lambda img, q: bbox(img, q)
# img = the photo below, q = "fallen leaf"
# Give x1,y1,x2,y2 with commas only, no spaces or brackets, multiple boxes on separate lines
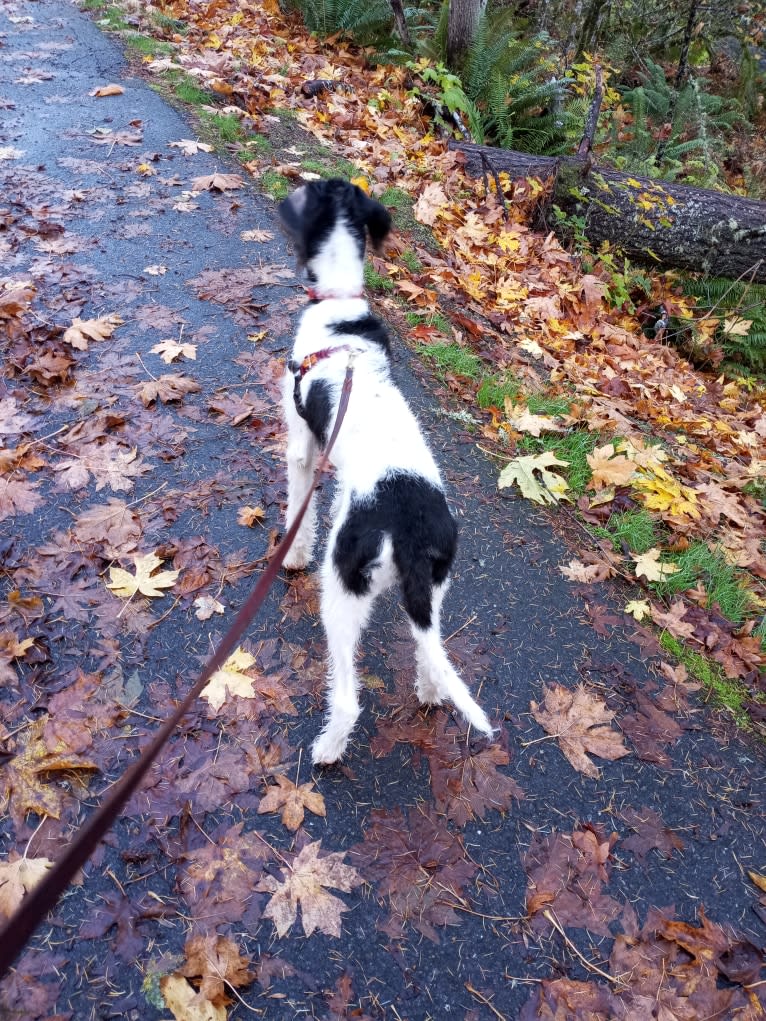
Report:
136,373,201,406
530,683,630,779
633,548,679,582
169,138,214,155
201,647,257,710
257,840,362,938
179,935,255,1007
193,595,225,621
160,974,226,1021
257,774,326,831
149,339,197,363
498,451,570,506
106,552,180,599
191,172,244,192
62,314,123,350
90,83,125,97
558,558,612,583
240,228,274,242
625,599,651,620
586,443,636,490
0,854,53,919
237,505,265,527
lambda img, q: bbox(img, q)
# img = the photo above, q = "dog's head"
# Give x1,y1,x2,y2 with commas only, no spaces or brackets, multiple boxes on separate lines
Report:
278,178,391,281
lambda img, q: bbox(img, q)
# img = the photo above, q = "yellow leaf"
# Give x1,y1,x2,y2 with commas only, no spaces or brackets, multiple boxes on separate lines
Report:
201,647,257,711
748,871,766,894
160,974,225,1021
632,548,679,583
0,854,53,920
723,317,752,337
90,83,125,98
625,599,651,620
63,314,123,351
106,553,179,599
498,452,570,506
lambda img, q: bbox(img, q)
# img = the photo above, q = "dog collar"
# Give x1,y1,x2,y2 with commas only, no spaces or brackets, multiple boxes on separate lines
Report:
289,344,353,381
306,287,364,303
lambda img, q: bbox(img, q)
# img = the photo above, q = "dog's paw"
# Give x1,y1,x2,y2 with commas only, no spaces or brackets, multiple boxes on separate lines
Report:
415,681,444,706
283,547,311,571
311,730,349,765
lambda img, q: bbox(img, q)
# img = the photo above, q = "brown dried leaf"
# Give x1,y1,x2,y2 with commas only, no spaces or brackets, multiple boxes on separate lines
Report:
257,840,361,938
530,683,630,779
137,373,201,406
160,975,225,1021
0,853,53,920
257,774,326,832
179,935,255,1007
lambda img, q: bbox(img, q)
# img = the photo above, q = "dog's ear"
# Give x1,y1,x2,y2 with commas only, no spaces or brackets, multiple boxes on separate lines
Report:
278,186,308,240
356,190,391,251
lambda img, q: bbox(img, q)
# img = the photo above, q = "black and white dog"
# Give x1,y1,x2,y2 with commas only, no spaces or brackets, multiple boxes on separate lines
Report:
278,179,494,764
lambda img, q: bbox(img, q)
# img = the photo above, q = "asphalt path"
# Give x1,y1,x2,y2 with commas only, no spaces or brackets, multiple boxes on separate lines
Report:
0,1,763,1019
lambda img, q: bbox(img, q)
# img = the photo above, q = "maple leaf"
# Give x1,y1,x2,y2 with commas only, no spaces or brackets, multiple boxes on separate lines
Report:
413,182,448,226
201,647,257,710
192,171,244,192
558,558,613,583
179,935,255,1007
722,316,752,336
504,403,565,437
168,138,214,155
238,505,265,527
73,499,141,557
530,683,630,779
586,443,636,490
160,975,226,1021
650,599,695,639
257,774,326,831
524,826,623,936
619,805,684,861
0,717,98,826
0,853,53,920
0,478,43,522
193,595,225,620
54,440,149,493
633,467,700,521
498,451,570,505
107,552,179,598
180,822,271,926
625,598,650,620
0,281,35,319
149,339,197,363
257,840,362,938
632,548,679,582
0,397,35,436
136,373,201,406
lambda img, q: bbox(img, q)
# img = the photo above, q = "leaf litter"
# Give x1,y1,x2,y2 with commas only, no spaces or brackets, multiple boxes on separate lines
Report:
0,2,763,1018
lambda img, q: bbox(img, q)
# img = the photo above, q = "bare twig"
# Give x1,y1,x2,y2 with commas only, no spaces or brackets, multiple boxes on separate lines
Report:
543,909,628,987
577,64,603,157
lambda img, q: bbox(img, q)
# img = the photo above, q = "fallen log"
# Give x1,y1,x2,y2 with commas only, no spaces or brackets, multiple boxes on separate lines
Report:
450,141,766,283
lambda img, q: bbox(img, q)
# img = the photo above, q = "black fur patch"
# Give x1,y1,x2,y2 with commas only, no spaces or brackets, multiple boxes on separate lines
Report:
301,378,333,446
278,179,391,266
330,314,391,354
333,473,457,629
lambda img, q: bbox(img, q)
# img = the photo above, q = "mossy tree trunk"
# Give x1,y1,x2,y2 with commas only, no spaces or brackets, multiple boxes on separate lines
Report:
451,141,766,282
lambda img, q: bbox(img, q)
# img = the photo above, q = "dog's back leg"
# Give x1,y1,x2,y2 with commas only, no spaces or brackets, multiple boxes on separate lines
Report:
409,582,494,738
312,558,375,765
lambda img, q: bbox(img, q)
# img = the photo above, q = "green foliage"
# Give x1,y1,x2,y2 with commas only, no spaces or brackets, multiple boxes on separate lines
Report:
477,374,521,409
364,264,395,291
526,392,572,416
611,60,743,187
260,170,291,200
405,310,451,333
656,541,755,625
594,508,658,554
659,633,751,726
200,111,243,143
419,342,483,380
683,276,766,377
400,249,423,273
282,0,393,44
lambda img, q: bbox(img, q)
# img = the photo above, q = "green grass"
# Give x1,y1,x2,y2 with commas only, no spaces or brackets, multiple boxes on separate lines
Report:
260,170,290,201
656,541,755,625
200,111,244,144
400,250,423,273
526,393,572,417
405,310,451,334
379,186,437,248
157,70,215,107
660,633,753,727
364,265,394,292
240,134,274,160
94,4,129,30
150,10,187,34
124,33,174,56
419,342,483,380
299,156,357,179
477,374,521,409
594,508,659,554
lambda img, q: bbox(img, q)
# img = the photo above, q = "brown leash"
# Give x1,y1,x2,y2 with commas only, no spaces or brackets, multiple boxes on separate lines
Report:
0,362,353,979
